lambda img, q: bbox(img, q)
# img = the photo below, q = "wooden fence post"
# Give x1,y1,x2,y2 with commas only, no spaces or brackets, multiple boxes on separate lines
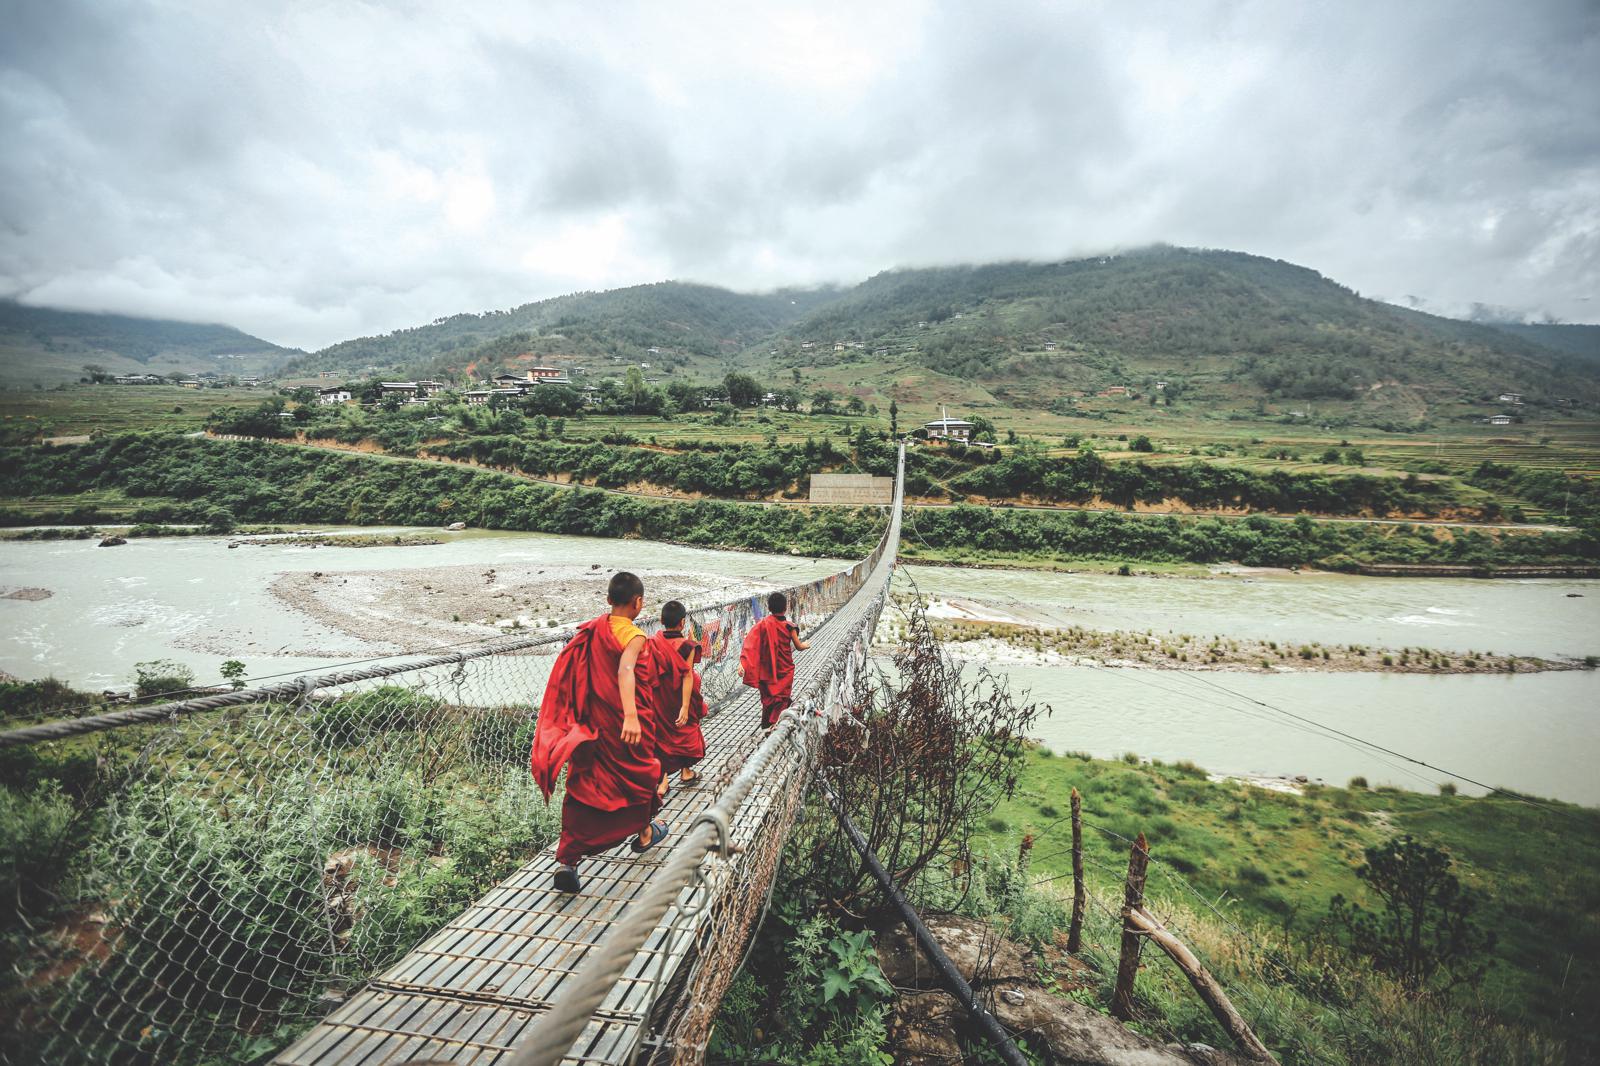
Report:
1067,787,1085,954
1111,831,1149,1020
1127,907,1278,1063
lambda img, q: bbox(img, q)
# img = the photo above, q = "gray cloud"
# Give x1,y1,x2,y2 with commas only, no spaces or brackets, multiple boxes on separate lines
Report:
1,0,1596,349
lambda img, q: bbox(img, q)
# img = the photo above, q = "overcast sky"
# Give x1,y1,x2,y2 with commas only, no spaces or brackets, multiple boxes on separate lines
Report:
2,0,1596,350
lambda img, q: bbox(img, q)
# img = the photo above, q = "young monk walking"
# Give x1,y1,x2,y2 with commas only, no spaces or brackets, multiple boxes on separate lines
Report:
740,591,810,728
530,571,670,894
648,600,707,794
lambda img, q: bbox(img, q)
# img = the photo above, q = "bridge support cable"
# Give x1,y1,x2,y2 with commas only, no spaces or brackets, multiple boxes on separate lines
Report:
814,776,1031,1066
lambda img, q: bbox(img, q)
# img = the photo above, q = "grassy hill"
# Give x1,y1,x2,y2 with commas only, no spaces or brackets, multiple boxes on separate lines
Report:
0,301,298,386
284,281,843,382
745,247,1600,428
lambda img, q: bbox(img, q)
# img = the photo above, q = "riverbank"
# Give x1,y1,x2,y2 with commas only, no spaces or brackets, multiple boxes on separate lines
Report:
887,596,1594,675
968,747,1599,1055
269,559,781,652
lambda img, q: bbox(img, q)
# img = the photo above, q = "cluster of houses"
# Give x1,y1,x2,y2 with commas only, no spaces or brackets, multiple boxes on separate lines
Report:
110,372,270,388
313,365,603,408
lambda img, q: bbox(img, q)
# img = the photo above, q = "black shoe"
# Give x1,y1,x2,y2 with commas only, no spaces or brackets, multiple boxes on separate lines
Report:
553,865,582,893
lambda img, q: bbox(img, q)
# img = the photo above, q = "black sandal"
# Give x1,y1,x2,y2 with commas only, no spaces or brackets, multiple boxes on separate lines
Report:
553,865,582,893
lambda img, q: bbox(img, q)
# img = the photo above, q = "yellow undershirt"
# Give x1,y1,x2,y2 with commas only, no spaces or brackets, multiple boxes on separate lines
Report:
609,613,646,648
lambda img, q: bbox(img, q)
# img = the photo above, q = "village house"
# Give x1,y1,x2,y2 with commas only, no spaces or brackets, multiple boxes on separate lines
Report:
834,342,846,351
524,366,563,381
1043,341,1057,351
924,416,976,441
379,381,421,400
463,390,491,405
112,373,164,384
1155,380,1169,390
1488,414,1513,425
491,374,528,391
1497,392,1524,405
317,385,352,405
873,347,889,357
179,379,201,389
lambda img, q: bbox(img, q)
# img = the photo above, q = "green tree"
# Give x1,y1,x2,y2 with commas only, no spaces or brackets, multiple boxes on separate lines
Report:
624,366,647,412
846,396,866,415
220,660,247,690
811,389,838,414
889,399,898,437
1130,435,1154,452
724,372,763,407
1328,834,1495,995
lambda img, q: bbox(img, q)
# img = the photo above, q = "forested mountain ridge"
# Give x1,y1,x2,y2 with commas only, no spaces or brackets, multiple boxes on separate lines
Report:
746,247,1600,418
285,281,843,380
1482,322,1600,365
0,301,299,385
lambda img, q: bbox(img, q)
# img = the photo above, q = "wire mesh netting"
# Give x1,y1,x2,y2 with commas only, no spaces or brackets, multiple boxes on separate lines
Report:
1,519,893,1066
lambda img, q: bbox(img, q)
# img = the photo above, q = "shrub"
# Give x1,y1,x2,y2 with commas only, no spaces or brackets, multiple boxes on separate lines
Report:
133,659,196,698
0,781,75,920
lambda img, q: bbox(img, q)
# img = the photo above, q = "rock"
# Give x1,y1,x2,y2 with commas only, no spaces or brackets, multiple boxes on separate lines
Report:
877,914,1033,988
227,541,239,549
97,536,126,547
890,990,965,1064
446,521,466,531
991,993,1261,1066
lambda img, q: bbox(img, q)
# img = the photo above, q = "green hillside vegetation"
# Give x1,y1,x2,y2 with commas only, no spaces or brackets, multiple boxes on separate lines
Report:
974,748,1600,1054
1484,321,1600,364
0,301,298,386
284,281,840,380
265,247,1600,432
750,247,1600,426
202,391,1600,522
5,435,1598,570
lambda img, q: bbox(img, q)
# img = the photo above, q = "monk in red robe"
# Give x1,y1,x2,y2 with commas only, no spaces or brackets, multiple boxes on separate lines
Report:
530,571,669,893
648,600,707,794
740,591,809,728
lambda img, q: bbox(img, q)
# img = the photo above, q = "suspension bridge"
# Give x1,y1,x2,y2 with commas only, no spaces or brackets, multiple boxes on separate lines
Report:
1,449,905,1065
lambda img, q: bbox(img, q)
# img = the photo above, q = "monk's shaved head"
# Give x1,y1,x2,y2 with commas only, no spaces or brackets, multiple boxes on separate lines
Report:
767,592,787,614
661,600,686,628
608,571,644,605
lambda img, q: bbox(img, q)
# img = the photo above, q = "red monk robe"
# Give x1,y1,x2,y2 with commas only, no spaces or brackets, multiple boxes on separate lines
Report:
741,610,800,728
530,612,662,866
648,627,706,777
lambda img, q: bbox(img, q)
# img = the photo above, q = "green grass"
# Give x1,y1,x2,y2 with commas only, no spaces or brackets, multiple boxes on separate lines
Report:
974,748,1600,1039
0,384,272,439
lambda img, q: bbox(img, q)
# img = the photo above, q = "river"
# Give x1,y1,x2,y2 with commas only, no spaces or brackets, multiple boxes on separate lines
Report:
3,531,1597,804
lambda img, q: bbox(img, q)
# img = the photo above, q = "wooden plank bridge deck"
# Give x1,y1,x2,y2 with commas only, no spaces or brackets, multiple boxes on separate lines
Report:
275,600,873,1066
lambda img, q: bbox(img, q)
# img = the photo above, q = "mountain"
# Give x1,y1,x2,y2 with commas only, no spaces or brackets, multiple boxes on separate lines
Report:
284,281,844,381
744,247,1600,423
0,301,299,386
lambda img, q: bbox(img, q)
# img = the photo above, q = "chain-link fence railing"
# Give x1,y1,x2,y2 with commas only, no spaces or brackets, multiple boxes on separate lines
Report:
2,494,897,1066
